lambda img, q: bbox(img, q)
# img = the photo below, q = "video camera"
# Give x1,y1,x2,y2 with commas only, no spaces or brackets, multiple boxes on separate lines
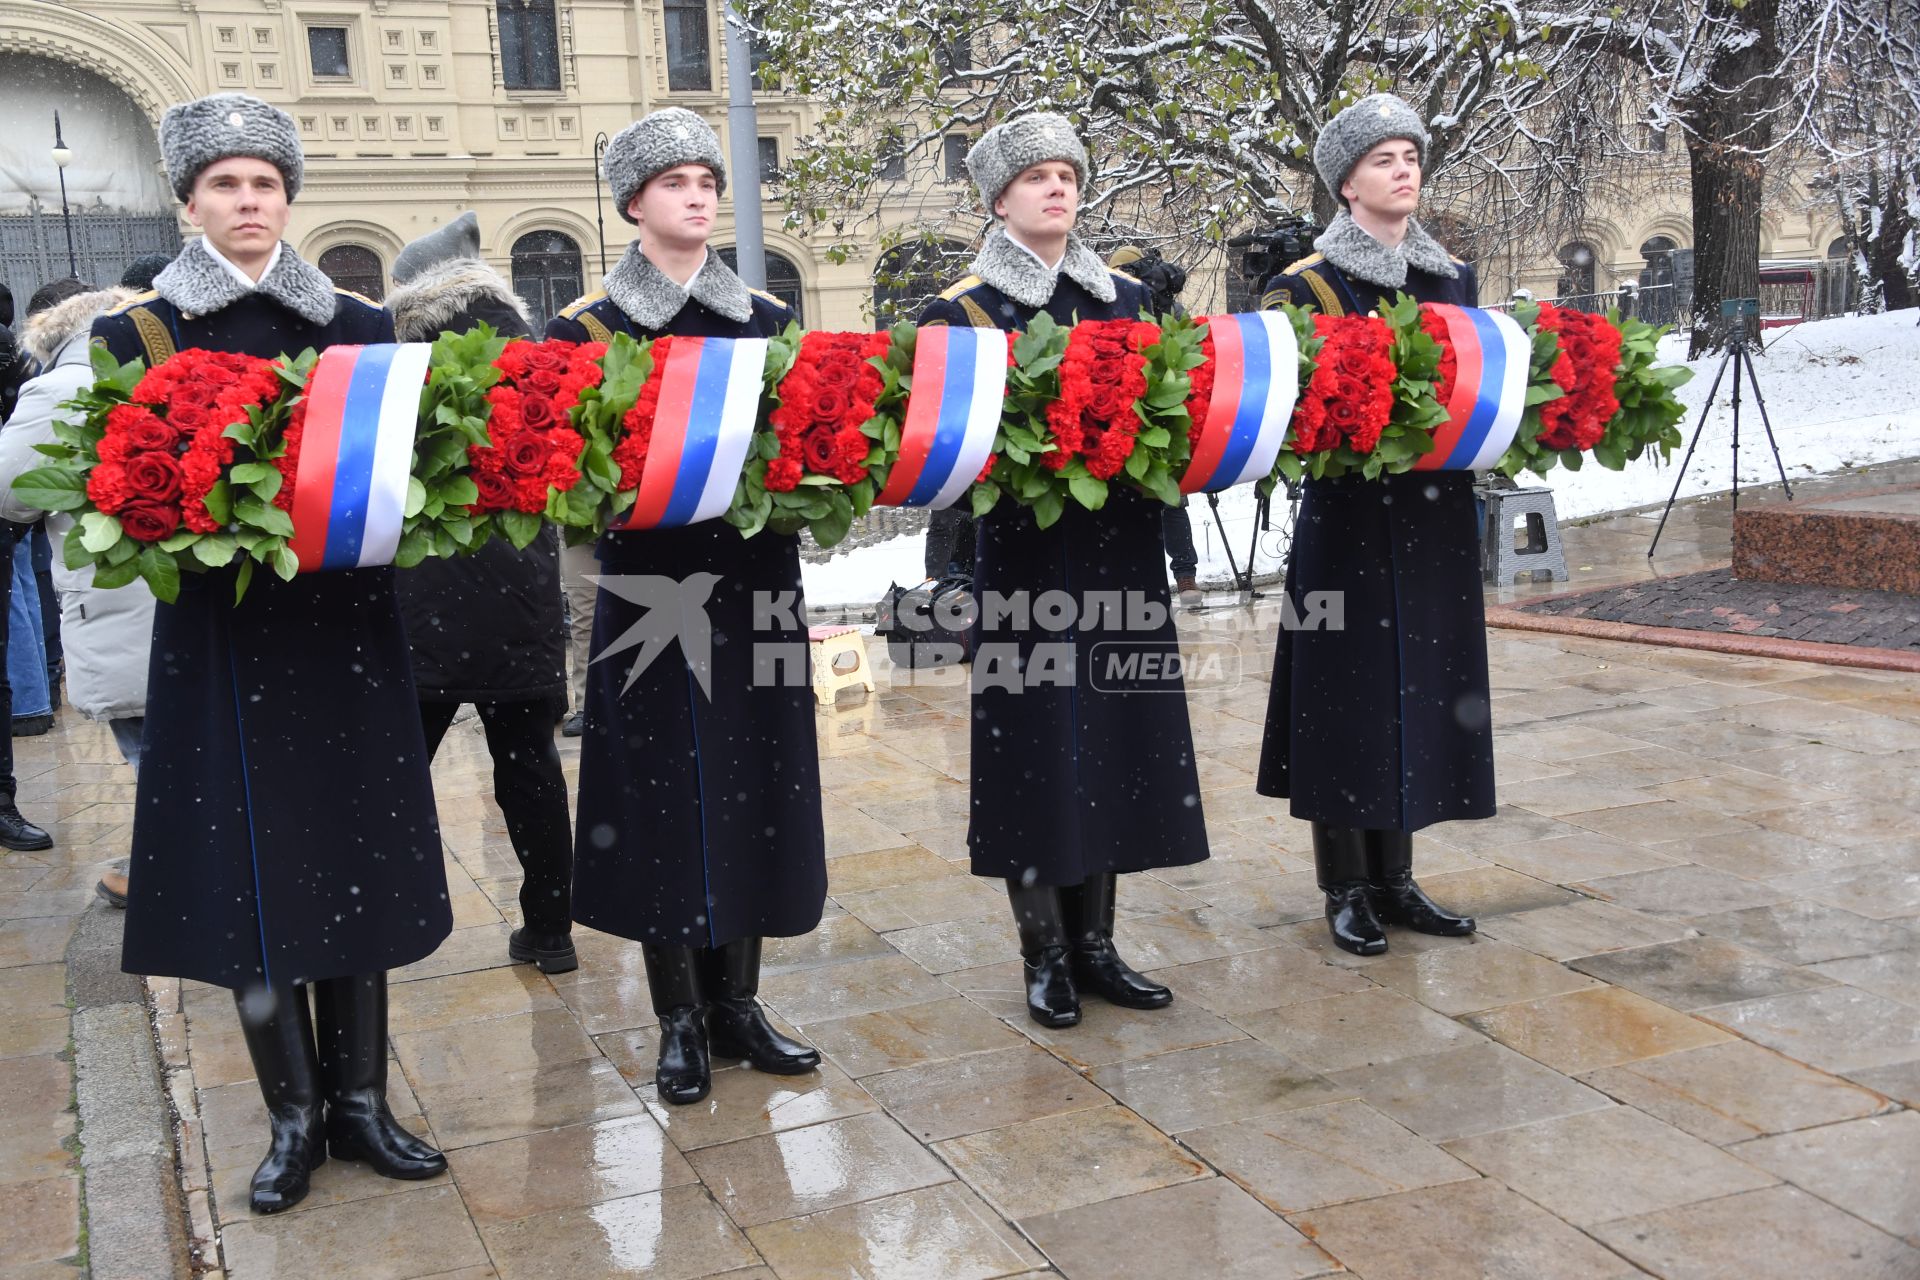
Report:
1228,217,1320,297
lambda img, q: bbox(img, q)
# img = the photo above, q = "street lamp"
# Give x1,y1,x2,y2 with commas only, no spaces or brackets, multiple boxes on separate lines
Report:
51,112,77,278
592,131,610,275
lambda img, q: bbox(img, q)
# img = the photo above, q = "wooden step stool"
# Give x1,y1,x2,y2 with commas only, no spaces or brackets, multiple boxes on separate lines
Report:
808,625,875,706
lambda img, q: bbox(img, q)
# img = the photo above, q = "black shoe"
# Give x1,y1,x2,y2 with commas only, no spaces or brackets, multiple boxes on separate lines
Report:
508,927,579,975
10,713,52,737
561,712,586,738
234,985,327,1215
642,944,711,1104
312,974,446,1180
1007,880,1081,1028
1313,822,1389,956
1063,873,1172,1009
704,938,820,1074
95,871,129,909
0,802,52,852
1366,831,1476,936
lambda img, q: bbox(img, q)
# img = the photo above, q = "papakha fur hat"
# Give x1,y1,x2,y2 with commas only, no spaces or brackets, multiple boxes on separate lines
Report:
1313,93,1429,205
966,112,1090,210
160,93,304,202
604,108,727,224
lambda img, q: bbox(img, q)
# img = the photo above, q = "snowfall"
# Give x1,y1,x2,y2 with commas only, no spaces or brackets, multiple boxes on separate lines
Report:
799,308,1920,609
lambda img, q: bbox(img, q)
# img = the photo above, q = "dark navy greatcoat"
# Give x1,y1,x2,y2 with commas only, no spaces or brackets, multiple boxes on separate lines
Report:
921,269,1210,886
547,286,827,948
1256,252,1497,831
95,287,451,990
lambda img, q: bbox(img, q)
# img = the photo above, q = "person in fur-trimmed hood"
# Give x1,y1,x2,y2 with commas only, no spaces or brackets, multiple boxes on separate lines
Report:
920,112,1208,1034
547,107,827,1109
384,214,576,978
1258,92,1489,960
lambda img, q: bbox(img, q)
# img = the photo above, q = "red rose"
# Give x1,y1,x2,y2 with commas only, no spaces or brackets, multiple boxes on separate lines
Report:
524,345,569,373
801,427,839,473
131,419,182,452
124,451,184,503
118,502,180,542
526,369,563,396
813,358,861,391
503,432,552,477
518,395,558,430
167,403,211,435
474,469,518,509
194,365,239,388
812,386,852,424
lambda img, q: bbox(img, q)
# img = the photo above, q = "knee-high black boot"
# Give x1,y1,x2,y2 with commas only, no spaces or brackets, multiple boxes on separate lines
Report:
1312,822,1388,956
1366,830,1476,936
1061,873,1172,1009
704,938,820,1074
1006,881,1079,1028
641,943,711,1105
311,973,446,1179
233,984,326,1214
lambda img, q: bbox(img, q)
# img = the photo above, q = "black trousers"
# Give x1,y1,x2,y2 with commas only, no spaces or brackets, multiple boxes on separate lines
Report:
0,522,15,797
1163,498,1197,579
924,506,977,579
419,698,573,935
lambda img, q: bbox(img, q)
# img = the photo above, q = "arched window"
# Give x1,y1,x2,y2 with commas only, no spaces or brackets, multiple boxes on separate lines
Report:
716,248,805,323
1825,237,1851,259
872,238,971,323
510,230,583,329
1555,240,1598,305
317,244,385,301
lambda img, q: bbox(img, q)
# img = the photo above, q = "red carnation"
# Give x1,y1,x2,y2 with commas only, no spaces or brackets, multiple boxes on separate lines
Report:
87,463,134,513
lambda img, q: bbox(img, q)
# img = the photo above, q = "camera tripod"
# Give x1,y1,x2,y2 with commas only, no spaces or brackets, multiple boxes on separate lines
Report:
1648,300,1793,559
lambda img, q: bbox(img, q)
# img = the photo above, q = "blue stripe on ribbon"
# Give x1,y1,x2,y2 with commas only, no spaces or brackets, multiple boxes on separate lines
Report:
906,327,977,507
1212,314,1270,487
322,344,395,570
1442,308,1509,469
660,339,737,527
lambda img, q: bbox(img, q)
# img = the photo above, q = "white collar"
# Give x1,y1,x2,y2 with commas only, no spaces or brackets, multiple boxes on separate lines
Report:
1003,231,1066,276
200,236,282,290
674,258,705,295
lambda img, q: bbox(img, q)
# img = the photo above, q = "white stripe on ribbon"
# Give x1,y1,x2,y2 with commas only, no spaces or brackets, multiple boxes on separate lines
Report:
929,327,1008,510
1225,311,1299,488
688,336,769,524
1462,311,1531,471
358,341,432,568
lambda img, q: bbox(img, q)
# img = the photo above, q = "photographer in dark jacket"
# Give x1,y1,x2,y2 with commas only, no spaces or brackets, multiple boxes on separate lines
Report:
0,293,31,424
385,214,577,975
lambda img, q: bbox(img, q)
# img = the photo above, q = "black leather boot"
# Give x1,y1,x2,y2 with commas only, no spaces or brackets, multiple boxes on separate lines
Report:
1367,830,1476,936
1313,822,1388,956
1007,880,1080,1028
704,938,820,1074
642,943,711,1104
312,973,446,1179
1062,873,1172,1009
233,984,327,1214
0,795,51,852
508,927,579,975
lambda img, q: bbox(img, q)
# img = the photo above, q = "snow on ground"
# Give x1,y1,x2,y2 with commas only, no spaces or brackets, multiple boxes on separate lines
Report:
801,309,1920,609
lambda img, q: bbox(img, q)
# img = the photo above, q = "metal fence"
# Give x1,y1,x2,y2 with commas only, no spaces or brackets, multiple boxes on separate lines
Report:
1,205,182,317
1490,259,1860,333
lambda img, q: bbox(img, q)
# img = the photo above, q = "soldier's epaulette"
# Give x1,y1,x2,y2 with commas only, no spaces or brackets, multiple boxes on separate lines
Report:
748,287,791,312
102,290,160,317
557,290,608,319
937,275,984,301
333,287,382,309
1280,253,1325,277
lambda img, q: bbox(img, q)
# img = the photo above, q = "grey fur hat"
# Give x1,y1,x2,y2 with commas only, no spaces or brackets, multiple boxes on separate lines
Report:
392,212,482,284
605,108,726,224
159,93,304,202
1313,93,1428,205
966,112,1090,209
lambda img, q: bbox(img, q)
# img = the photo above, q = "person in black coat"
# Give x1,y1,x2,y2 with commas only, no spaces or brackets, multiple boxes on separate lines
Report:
920,114,1208,1030
1258,93,1489,957
545,109,825,1105
94,95,449,1214
384,215,577,975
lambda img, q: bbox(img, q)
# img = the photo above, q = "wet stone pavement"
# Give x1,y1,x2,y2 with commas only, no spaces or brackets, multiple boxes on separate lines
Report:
3,462,1919,1278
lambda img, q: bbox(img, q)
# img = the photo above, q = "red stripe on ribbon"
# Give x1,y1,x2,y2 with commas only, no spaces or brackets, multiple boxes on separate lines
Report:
286,345,360,570
628,337,706,529
877,327,949,507
1182,318,1245,494
1416,304,1484,472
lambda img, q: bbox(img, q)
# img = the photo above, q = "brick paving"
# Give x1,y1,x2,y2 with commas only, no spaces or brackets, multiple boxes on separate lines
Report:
4,465,1919,1278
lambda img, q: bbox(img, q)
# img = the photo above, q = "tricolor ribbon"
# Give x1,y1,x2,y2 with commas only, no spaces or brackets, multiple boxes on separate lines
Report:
1415,304,1531,471
1181,313,1300,494
287,343,431,573
874,325,1008,510
619,335,768,530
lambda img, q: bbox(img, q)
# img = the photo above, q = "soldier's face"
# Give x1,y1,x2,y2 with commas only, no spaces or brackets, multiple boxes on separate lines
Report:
629,165,718,251
994,162,1080,241
1341,140,1422,219
186,158,290,262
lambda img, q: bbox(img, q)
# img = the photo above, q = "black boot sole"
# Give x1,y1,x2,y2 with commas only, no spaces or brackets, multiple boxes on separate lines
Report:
327,1135,446,1179
508,936,580,974
0,830,53,852
708,1036,820,1073
1027,1004,1081,1029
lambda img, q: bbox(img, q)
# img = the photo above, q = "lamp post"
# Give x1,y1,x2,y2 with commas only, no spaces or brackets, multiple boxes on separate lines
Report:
592,131,610,275
51,112,77,278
